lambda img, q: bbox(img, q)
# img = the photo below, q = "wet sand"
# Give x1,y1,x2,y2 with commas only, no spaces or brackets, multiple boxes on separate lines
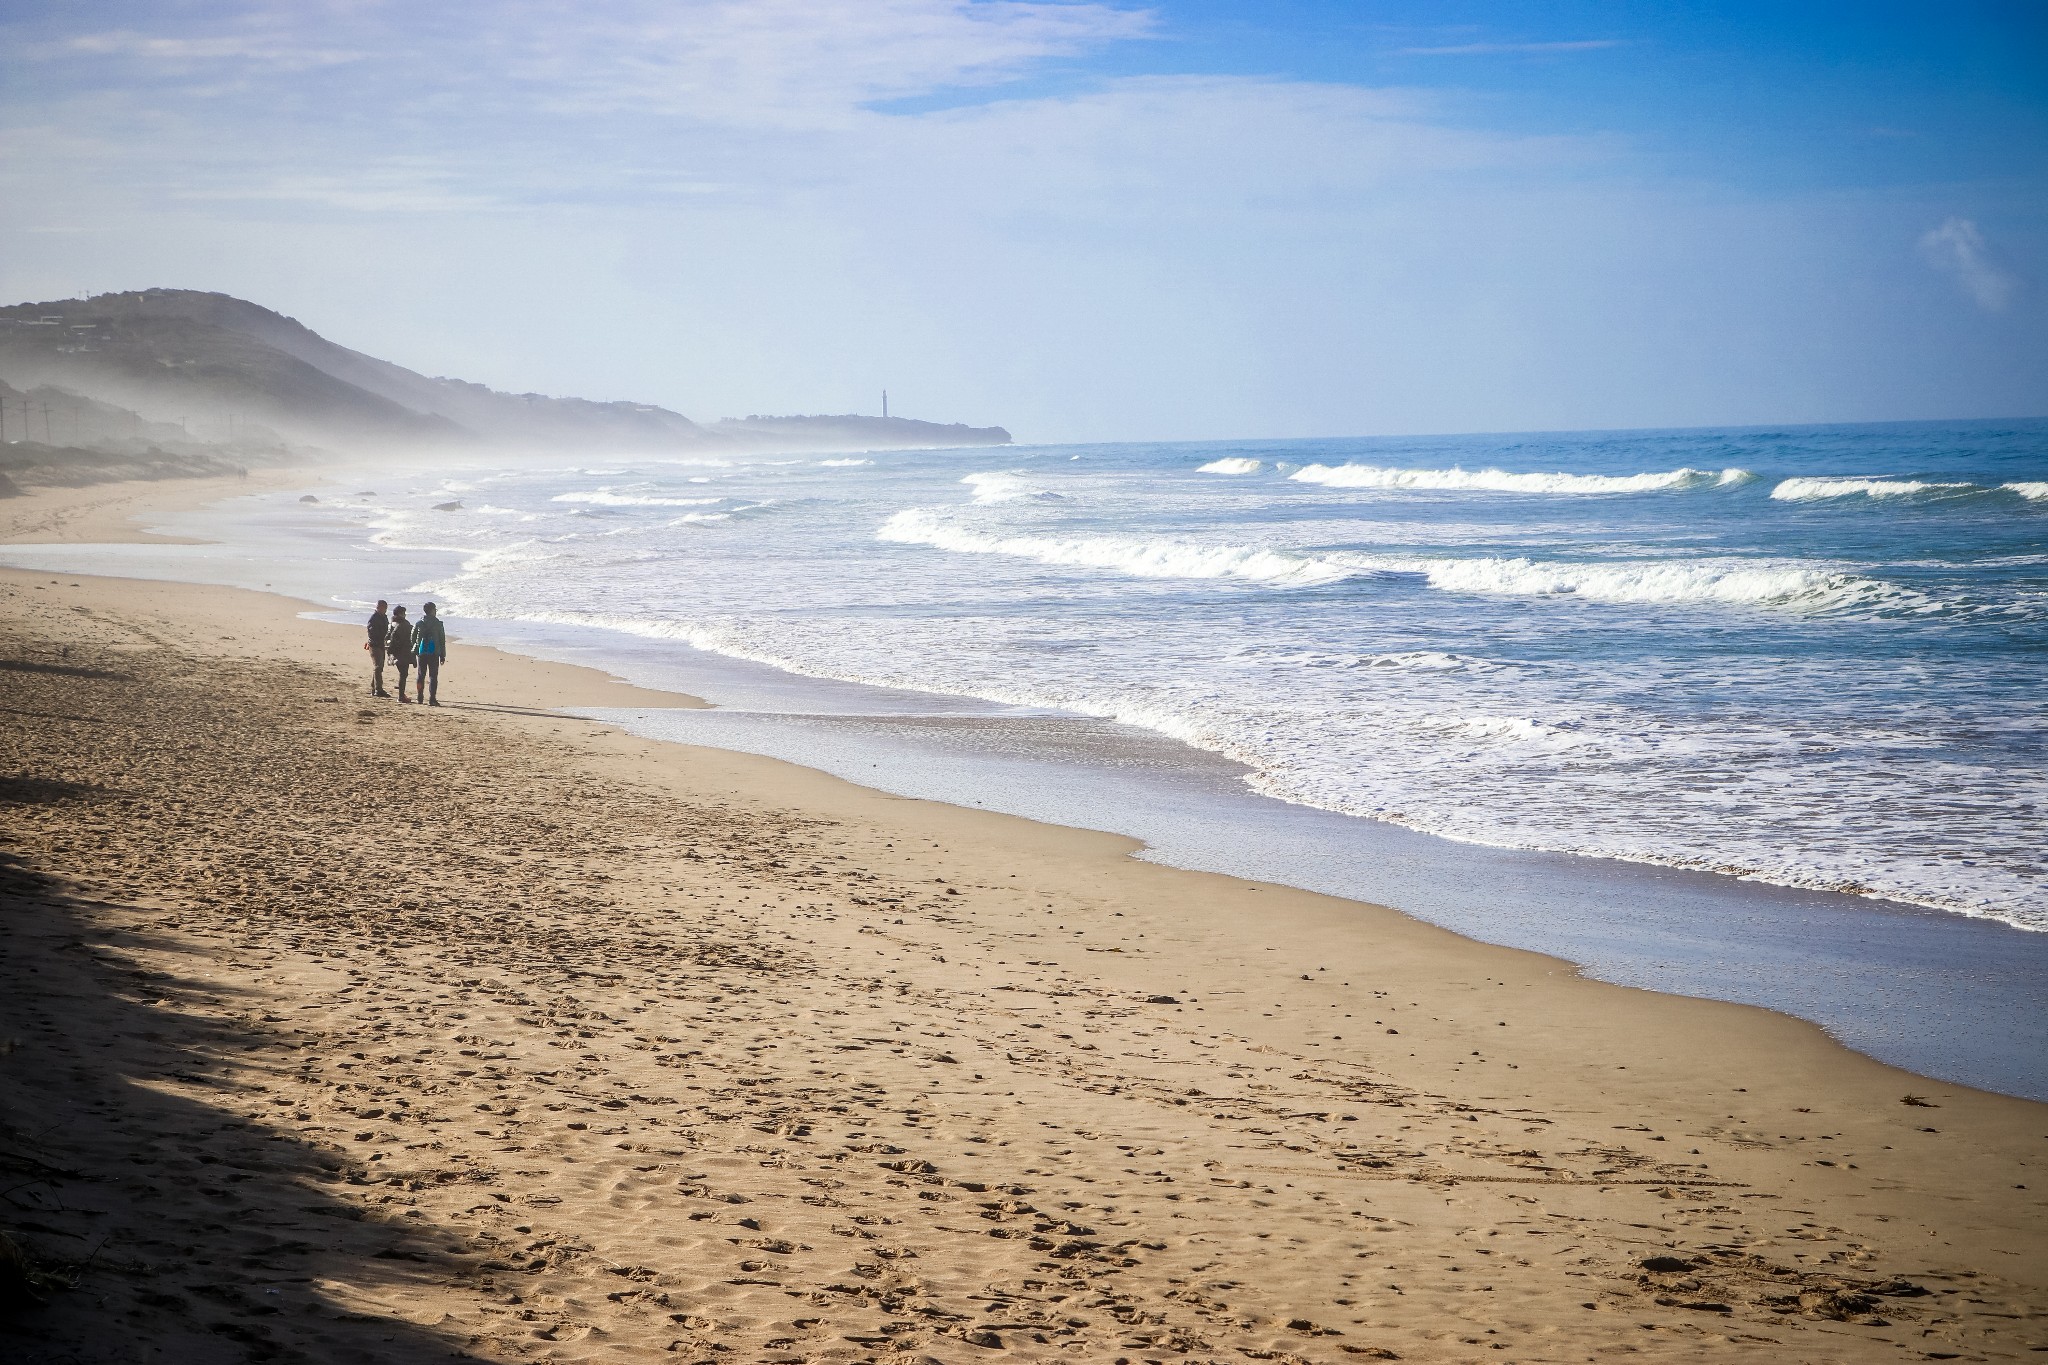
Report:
0,478,2043,1363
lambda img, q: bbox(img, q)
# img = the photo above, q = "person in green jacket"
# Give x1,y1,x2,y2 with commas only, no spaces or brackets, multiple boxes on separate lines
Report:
413,601,448,706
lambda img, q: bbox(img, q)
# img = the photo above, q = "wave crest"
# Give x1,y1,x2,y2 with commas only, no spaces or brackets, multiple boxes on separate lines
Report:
1273,649,1504,672
669,500,776,526
1355,554,1924,614
881,510,1933,615
1769,477,1979,502
551,489,726,508
1197,457,1263,474
1291,464,1752,494
961,471,1069,505
878,510,1351,586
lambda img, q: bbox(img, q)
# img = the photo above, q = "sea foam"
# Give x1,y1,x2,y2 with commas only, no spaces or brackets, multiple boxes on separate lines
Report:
1197,457,1263,474
880,510,1918,614
878,510,1351,586
1272,649,1505,673
1354,554,1925,614
1770,477,1978,501
297,423,2046,933
1292,464,1752,494
551,489,726,508
961,472,1068,505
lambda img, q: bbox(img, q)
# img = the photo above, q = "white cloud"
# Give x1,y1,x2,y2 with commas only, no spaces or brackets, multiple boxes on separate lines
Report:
175,175,501,215
61,28,365,70
47,1,1156,130
500,0,1155,126
1920,217,2018,311
2,1,2041,437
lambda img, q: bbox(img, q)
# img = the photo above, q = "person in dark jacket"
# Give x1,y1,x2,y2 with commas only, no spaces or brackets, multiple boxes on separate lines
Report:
387,605,415,702
366,599,391,697
413,601,448,706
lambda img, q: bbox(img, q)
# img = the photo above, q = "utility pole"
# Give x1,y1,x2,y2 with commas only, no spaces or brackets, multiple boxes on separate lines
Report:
882,389,889,420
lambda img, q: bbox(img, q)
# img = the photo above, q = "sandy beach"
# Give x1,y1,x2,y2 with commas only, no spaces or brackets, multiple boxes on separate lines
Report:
1,477,2044,1364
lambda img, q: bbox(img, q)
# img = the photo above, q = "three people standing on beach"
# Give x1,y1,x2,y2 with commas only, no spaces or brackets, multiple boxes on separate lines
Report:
365,599,448,705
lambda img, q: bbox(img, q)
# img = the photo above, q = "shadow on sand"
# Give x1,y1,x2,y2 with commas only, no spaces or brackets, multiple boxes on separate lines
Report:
0,836,487,1361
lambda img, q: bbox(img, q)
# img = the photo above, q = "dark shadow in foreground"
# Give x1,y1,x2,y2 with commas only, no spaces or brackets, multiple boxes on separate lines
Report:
0,743,485,1362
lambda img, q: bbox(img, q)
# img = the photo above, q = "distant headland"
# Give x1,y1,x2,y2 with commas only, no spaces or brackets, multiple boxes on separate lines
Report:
0,289,1009,492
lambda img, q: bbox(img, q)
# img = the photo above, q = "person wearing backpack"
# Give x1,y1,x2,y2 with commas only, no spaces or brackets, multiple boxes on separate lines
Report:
365,599,391,697
413,601,448,706
387,604,416,703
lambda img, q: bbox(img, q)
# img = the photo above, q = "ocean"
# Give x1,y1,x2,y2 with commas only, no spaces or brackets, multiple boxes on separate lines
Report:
377,419,2045,924
13,417,2047,1092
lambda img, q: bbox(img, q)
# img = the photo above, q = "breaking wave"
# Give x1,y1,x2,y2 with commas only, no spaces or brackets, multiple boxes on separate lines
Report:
1270,649,1507,673
878,510,1350,586
1354,554,1927,614
551,489,726,508
961,472,1070,505
1770,477,1980,501
1197,457,1263,474
1767,477,2048,504
1292,464,1753,494
668,500,776,526
879,511,1924,615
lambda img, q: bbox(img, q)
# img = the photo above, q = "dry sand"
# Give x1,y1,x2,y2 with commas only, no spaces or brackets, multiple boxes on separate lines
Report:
0,478,2043,1363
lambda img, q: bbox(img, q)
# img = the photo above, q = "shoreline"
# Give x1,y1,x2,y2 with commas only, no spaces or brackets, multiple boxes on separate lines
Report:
2,475,2045,1360
549,659,2048,1100
8,473,2044,1101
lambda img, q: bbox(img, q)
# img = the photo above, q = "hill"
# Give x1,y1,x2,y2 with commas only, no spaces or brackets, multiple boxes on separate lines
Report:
0,290,1010,464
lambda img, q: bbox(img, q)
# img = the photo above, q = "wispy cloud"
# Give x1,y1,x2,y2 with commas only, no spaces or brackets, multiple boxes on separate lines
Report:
41,1,1157,130
175,175,500,215
1397,40,1624,57
1920,217,2018,311
61,28,364,70
4,0,2039,435
494,0,1156,126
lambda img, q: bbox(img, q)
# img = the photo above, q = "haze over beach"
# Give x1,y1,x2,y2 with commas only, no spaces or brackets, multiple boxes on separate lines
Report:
2,4,2046,1364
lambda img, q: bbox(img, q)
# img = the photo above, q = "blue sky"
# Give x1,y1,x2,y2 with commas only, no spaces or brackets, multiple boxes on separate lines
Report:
1148,2,2047,186
2,1,2042,440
